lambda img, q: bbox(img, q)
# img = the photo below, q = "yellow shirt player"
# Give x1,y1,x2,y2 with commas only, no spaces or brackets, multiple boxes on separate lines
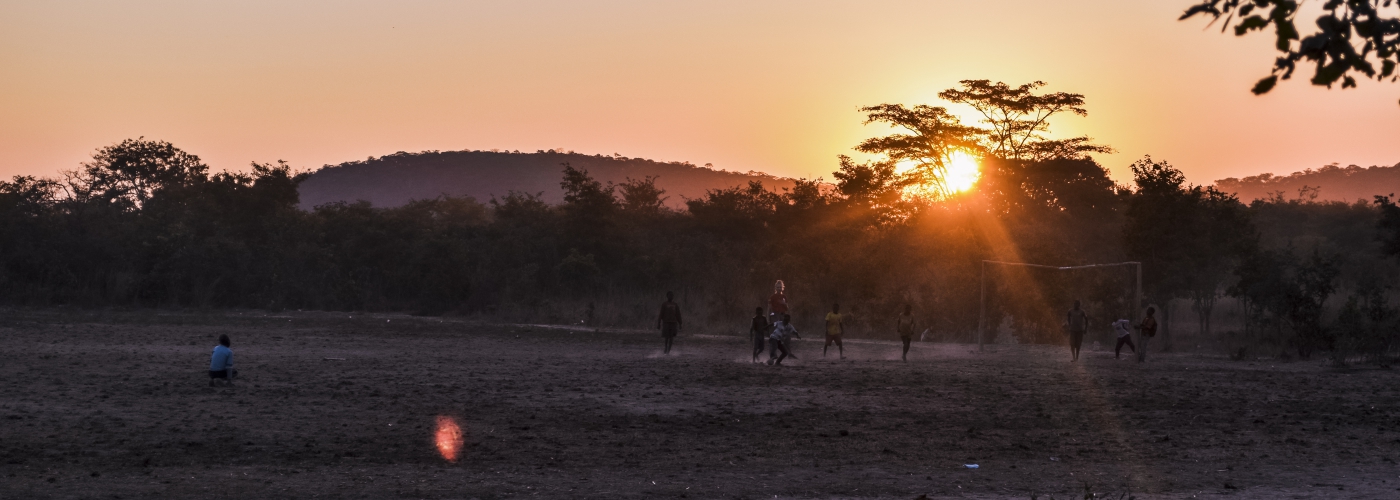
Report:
824,303,846,359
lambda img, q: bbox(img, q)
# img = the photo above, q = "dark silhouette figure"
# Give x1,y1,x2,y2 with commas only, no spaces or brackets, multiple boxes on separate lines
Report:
896,304,915,361
1066,300,1088,361
749,307,769,363
657,291,682,354
1112,318,1136,359
1136,307,1158,363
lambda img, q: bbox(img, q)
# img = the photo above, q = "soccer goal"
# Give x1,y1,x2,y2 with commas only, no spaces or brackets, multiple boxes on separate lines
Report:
976,260,1142,350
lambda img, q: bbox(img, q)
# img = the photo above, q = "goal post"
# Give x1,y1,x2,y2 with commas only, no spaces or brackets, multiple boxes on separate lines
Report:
976,260,1141,350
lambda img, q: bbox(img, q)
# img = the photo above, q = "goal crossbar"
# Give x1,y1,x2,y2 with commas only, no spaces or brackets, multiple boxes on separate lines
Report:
977,260,1141,350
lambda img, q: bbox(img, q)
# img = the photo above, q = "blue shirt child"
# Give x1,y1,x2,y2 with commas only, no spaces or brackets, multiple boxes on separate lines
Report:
210,345,233,371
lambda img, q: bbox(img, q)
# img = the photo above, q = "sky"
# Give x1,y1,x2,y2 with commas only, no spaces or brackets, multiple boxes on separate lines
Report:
2,0,1397,186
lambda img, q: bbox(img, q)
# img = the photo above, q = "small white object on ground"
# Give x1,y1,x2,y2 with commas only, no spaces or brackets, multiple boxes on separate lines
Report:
964,464,979,469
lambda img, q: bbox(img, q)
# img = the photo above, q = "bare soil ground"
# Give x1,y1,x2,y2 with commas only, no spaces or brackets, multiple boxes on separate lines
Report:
1,309,1398,499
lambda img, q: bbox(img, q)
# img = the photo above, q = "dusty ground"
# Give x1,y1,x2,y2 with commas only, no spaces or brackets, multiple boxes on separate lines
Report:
1,309,1398,500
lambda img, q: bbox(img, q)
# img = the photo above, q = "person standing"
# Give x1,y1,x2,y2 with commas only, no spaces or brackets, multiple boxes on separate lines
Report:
749,307,770,363
1066,300,1089,361
1112,318,1136,359
209,334,236,386
824,303,846,359
896,305,916,362
768,280,788,322
768,313,800,365
657,291,682,354
1136,306,1158,362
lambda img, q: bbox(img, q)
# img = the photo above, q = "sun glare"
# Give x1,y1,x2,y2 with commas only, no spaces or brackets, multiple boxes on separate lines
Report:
944,151,981,193
895,151,982,199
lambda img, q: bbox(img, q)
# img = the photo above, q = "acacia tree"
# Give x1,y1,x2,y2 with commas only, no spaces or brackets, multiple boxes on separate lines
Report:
937,80,1112,161
854,104,983,199
1181,1,1400,101
857,80,1110,200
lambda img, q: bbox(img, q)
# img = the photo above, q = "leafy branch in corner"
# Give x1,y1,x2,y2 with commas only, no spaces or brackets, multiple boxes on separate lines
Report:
1181,0,1400,102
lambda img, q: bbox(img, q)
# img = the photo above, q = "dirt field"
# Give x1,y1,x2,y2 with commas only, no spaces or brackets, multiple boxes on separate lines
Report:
2,309,1398,499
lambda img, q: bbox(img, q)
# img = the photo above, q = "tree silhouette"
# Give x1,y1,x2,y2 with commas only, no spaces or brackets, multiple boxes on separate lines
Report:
69,138,209,209
1124,156,1256,345
616,176,668,214
937,80,1111,161
855,104,982,199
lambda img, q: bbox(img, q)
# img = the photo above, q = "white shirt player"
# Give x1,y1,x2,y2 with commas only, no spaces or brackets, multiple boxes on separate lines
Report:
1112,319,1132,338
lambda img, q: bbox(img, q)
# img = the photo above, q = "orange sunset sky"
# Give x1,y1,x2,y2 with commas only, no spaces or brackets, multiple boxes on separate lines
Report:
2,0,1397,185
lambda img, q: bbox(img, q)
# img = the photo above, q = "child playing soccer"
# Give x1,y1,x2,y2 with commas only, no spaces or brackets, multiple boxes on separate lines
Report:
768,314,800,365
1136,307,1158,362
896,305,915,361
1112,318,1136,359
657,291,682,354
749,307,770,363
824,303,845,359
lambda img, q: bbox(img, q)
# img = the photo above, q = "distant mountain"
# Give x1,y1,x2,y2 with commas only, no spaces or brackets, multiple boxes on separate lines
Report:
297,150,798,210
1213,162,1400,203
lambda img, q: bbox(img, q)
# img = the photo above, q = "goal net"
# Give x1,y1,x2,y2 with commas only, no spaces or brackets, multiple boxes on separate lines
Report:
976,260,1142,349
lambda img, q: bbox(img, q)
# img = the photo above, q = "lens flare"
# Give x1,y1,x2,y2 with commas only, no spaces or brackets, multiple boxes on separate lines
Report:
434,416,464,462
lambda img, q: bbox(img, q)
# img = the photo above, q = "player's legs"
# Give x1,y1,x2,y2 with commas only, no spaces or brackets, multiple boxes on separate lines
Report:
1069,331,1084,361
836,337,844,359
1115,336,1135,358
662,323,678,354
773,340,789,365
901,336,911,361
208,369,235,386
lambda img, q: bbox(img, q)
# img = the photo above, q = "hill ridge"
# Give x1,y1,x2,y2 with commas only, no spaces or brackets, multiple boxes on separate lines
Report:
297,149,798,209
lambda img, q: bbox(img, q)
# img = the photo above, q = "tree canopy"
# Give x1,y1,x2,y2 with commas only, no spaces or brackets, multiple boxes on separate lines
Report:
857,80,1111,200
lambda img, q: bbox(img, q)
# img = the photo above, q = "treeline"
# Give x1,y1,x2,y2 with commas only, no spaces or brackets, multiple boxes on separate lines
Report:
3,79,1396,363
0,138,1130,338
1,138,1395,361
1213,162,1400,204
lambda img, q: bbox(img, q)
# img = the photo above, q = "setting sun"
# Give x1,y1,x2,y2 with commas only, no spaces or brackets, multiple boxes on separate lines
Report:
893,150,982,199
945,151,981,193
